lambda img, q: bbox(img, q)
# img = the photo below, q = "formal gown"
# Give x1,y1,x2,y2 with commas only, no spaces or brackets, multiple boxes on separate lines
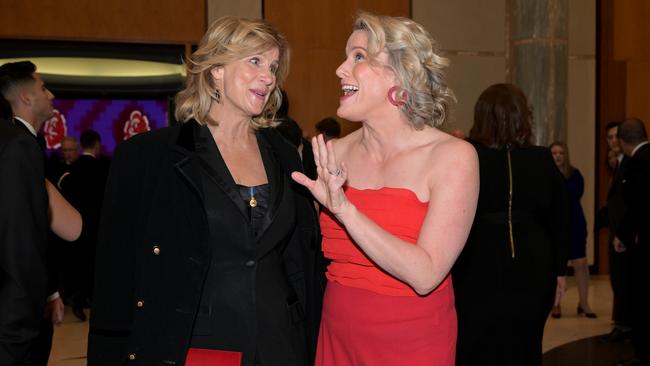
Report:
452,144,569,366
316,187,456,366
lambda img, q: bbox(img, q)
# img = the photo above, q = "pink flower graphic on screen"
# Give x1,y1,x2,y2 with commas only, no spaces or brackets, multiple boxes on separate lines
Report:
123,110,151,140
43,109,67,149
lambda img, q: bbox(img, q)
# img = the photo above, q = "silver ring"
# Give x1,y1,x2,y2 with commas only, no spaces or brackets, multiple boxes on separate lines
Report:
328,168,342,176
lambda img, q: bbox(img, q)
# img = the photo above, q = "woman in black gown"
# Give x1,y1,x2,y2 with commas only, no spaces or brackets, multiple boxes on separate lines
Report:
452,83,569,366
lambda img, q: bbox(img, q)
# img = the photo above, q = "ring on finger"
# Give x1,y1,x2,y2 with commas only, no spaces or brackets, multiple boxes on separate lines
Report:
328,168,342,176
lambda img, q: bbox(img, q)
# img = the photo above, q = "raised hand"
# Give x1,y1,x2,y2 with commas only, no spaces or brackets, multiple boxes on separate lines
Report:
291,134,352,217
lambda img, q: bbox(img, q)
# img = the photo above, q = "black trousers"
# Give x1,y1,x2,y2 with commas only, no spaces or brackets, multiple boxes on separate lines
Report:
28,319,53,366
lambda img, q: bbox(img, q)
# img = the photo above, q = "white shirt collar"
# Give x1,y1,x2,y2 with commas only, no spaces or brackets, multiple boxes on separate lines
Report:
631,141,649,157
14,116,37,137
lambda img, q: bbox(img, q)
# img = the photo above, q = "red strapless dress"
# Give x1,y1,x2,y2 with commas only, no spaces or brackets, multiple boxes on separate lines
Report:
316,187,457,366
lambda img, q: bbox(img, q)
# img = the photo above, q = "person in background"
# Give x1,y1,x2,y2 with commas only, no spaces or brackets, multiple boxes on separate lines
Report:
88,16,324,366
276,90,317,180
45,136,79,186
314,117,341,142
601,121,633,342
549,141,596,318
59,129,109,322
452,83,569,366
276,117,318,181
0,86,49,366
292,11,479,365
0,60,69,366
449,128,466,140
612,118,649,366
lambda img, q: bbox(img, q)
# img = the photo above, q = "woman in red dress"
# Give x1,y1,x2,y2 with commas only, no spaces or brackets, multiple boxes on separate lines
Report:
292,11,479,365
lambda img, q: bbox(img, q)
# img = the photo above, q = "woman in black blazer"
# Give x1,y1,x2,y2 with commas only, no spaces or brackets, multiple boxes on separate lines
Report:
88,16,324,366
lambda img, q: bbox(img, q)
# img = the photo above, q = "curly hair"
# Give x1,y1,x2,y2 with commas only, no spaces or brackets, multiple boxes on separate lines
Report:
353,11,455,129
174,16,290,129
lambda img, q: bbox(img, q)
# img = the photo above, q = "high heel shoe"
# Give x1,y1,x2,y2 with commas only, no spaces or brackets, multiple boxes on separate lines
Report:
551,305,562,319
577,305,597,318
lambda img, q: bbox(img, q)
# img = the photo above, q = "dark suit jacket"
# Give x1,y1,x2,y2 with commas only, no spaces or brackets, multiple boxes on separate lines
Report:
88,120,324,366
607,156,628,235
0,121,49,365
60,154,109,250
12,119,60,298
618,143,650,248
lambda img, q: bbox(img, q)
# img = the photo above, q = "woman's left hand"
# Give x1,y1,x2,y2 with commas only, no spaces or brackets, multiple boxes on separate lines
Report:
291,134,352,217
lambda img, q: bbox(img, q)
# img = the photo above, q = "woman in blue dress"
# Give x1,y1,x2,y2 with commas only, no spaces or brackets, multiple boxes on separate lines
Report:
550,141,596,318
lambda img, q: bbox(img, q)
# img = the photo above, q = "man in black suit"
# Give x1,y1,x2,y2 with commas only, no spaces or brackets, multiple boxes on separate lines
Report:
0,97,49,364
0,60,63,365
47,136,80,187
613,118,649,366
60,129,109,321
602,121,633,341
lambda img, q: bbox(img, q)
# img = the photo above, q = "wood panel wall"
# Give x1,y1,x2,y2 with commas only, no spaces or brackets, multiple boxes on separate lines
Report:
0,0,205,44
264,0,409,136
614,0,650,129
596,0,627,273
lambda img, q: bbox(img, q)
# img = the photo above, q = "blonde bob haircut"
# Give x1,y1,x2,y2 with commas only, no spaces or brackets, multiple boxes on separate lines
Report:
353,11,454,129
174,16,290,128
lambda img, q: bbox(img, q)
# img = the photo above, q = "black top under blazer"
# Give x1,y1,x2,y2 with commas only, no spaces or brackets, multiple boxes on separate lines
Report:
87,120,325,366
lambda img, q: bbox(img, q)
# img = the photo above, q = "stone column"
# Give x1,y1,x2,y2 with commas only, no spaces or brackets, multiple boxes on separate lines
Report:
508,0,568,146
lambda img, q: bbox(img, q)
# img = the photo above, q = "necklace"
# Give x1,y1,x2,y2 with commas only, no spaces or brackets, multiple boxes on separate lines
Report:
249,186,257,208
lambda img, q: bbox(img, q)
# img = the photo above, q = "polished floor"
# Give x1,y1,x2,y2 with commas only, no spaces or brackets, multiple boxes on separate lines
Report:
47,275,621,365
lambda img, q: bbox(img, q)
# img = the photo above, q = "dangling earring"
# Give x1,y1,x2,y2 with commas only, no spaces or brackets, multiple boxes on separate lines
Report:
387,86,406,107
214,88,221,103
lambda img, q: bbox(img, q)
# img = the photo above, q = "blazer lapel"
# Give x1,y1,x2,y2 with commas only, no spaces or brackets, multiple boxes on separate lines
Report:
195,123,250,220
256,131,285,239
172,121,203,201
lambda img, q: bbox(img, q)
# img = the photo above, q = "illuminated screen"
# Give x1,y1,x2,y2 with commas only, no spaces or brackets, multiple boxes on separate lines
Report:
42,99,168,156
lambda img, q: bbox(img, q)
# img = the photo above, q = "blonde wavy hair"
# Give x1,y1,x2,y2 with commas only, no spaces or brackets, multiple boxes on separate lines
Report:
174,16,290,128
353,11,454,129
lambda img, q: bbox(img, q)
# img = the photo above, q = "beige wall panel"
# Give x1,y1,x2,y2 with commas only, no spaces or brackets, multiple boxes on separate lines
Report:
444,55,506,134
413,0,505,52
207,0,262,24
0,0,205,43
626,62,650,128
568,58,596,264
568,0,596,55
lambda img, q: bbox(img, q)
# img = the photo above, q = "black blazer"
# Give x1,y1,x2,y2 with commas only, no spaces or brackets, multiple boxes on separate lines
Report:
607,156,628,235
60,154,109,249
0,121,49,365
618,143,650,248
88,120,324,366
12,118,61,297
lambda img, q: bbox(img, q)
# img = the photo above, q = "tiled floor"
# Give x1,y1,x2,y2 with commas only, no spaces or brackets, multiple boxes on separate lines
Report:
543,274,614,352
47,275,616,365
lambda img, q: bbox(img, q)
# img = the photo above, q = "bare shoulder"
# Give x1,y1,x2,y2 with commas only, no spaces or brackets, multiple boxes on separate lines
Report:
424,130,479,192
428,130,478,165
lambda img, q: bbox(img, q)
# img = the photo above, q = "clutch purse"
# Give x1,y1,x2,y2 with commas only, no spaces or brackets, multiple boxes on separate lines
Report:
185,347,242,366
